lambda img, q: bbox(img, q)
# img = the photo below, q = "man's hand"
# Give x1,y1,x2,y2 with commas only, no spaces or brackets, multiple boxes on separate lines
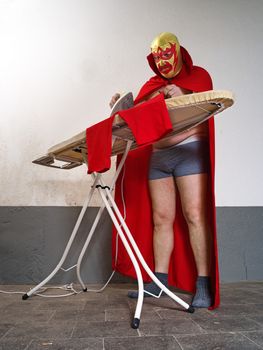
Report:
161,85,185,98
109,93,121,109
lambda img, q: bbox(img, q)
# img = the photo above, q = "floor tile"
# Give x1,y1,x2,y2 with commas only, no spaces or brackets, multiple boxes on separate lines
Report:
0,324,14,338
209,304,263,317
105,307,161,322
72,321,138,338
0,337,32,350
220,290,263,305
84,300,130,311
176,332,261,349
246,316,263,326
27,337,103,349
4,322,75,339
2,301,41,312
221,282,263,291
157,308,213,320
37,300,86,311
0,310,54,325
241,330,263,348
139,318,203,336
105,308,133,322
104,335,181,350
193,316,263,332
50,309,106,322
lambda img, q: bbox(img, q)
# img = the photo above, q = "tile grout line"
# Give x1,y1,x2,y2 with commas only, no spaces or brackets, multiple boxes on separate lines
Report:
155,309,163,319
46,309,56,322
239,332,263,349
188,317,207,334
69,320,78,339
0,325,15,339
244,316,263,328
23,338,34,350
172,335,184,350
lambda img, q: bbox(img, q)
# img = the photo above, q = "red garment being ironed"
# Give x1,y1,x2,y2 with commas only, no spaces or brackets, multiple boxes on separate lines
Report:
118,94,172,146
112,46,220,310
86,116,115,174
86,94,172,174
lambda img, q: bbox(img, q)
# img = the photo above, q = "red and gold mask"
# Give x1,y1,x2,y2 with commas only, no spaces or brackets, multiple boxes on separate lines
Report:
151,32,182,79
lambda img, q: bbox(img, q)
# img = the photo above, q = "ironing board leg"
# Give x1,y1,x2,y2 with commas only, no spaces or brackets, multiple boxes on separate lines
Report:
22,175,101,300
76,205,106,290
96,185,144,329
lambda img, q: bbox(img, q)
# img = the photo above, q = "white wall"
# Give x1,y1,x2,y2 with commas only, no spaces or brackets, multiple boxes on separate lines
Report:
0,0,262,206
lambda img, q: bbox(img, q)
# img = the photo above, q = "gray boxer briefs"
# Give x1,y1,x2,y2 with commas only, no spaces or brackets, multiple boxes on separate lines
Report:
149,139,210,180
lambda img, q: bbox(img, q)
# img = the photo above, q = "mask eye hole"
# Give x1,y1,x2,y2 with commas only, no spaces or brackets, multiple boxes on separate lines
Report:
161,51,173,60
153,53,160,62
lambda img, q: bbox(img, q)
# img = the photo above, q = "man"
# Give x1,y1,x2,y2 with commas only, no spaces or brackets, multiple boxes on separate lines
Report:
111,32,219,308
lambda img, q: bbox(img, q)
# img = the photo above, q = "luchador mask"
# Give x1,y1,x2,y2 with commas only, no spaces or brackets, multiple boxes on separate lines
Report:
151,32,182,79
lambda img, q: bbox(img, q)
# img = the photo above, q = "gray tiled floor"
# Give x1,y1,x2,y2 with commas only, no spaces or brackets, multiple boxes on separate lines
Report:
1,282,263,349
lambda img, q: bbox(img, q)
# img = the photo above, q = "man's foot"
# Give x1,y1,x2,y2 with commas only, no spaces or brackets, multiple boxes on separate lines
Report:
191,276,212,308
128,272,168,298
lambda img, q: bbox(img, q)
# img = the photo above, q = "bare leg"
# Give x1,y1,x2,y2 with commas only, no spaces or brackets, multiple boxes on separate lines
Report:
176,173,212,307
176,173,211,275
149,177,176,273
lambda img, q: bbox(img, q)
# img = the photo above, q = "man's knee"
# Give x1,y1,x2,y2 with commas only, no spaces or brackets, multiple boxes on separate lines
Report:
183,206,205,228
153,210,175,228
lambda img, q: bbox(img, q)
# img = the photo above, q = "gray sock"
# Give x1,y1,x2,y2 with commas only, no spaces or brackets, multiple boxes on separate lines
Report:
191,276,212,308
128,272,168,299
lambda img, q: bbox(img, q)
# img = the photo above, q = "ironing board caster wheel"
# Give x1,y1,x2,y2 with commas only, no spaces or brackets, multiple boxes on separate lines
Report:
187,306,195,313
131,318,140,329
22,294,29,300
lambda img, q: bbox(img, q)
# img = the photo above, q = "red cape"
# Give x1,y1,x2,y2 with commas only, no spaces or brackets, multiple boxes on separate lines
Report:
112,47,219,309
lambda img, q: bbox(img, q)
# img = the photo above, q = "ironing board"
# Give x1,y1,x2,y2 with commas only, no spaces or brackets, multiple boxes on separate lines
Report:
23,90,234,329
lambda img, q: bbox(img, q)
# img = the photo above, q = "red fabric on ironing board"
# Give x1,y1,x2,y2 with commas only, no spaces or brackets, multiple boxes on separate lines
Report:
86,94,172,174
112,46,220,310
86,116,114,174
118,94,172,146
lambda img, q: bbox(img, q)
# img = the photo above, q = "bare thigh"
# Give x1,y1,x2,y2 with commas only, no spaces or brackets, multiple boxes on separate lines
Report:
149,177,176,224
175,173,208,223
149,177,176,272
